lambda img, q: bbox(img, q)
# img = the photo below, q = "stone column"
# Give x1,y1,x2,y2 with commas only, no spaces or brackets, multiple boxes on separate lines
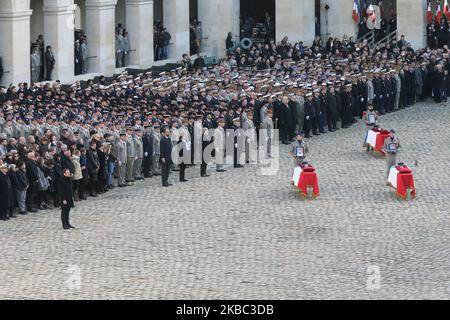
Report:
85,0,117,75
276,0,315,45
126,0,153,67
397,0,427,49
0,1,33,85
163,0,189,60
198,0,240,58
320,0,357,39
43,0,76,83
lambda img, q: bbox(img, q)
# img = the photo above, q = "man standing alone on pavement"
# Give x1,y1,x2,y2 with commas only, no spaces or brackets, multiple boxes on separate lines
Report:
59,168,75,230
160,127,172,187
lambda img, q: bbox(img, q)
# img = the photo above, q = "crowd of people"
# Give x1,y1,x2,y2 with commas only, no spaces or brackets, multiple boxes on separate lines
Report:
1,30,450,226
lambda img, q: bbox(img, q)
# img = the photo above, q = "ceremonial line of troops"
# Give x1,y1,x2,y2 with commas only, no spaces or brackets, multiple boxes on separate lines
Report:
0,33,448,228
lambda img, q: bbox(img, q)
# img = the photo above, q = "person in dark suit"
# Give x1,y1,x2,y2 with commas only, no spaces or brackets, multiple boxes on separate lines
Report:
86,140,99,196
142,125,153,177
177,134,188,182
279,97,293,144
74,41,83,76
0,163,14,221
59,168,74,229
25,152,39,213
303,92,314,138
45,46,55,81
226,32,234,51
159,127,172,187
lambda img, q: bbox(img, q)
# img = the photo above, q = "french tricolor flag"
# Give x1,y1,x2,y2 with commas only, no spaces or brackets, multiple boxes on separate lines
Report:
352,0,360,23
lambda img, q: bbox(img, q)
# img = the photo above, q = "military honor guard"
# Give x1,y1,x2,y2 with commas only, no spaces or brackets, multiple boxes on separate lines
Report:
290,132,308,167
383,129,400,179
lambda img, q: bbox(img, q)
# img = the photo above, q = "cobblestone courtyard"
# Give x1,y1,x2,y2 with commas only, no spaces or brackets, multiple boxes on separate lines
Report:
1,101,450,299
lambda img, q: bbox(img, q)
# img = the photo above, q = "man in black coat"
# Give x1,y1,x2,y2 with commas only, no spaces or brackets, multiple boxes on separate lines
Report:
86,140,99,196
340,85,353,128
45,46,55,81
0,163,14,221
279,97,293,144
303,93,315,138
97,143,108,194
142,125,154,177
312,90,321,135
160,127,173,187
59,168,74,229
372,72,381,112
326,86,339,132
357,77,368,117
25,152,39,213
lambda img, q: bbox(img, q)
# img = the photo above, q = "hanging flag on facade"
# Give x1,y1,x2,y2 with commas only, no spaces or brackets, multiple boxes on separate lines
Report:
352,0,360,23
436,1,443,23
427,0,434,24
444,0,450,18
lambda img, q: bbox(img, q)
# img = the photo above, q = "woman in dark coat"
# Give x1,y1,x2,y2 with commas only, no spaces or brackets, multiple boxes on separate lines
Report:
0,163,14,220
59,168,74,230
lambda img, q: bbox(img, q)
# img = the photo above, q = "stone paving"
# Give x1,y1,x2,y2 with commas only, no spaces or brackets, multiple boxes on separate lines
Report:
1,100,450,300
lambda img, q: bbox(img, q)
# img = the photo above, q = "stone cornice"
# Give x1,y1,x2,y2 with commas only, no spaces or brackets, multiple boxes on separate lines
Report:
43,4,76,15
126,0,153,6
0,10,33,21
85,0,118,10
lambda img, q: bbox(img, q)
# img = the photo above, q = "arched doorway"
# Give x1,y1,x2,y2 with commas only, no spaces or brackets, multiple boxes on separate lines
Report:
240,0,275,43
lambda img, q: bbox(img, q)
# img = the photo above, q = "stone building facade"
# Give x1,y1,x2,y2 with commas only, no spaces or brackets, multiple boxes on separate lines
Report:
0,0,427,86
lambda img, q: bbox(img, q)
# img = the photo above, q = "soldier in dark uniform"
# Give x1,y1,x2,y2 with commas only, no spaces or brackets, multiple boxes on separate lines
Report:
389,71,397,111
312,89,321,135
340,84,353,128
334,83,343,128
378,72,387,114
303,92,314,138
319,85,328,133
372,70,380,112
357,76,368,117
351,77,360,119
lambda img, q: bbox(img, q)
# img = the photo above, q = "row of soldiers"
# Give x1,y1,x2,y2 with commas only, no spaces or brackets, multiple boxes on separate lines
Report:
266,66,419,143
